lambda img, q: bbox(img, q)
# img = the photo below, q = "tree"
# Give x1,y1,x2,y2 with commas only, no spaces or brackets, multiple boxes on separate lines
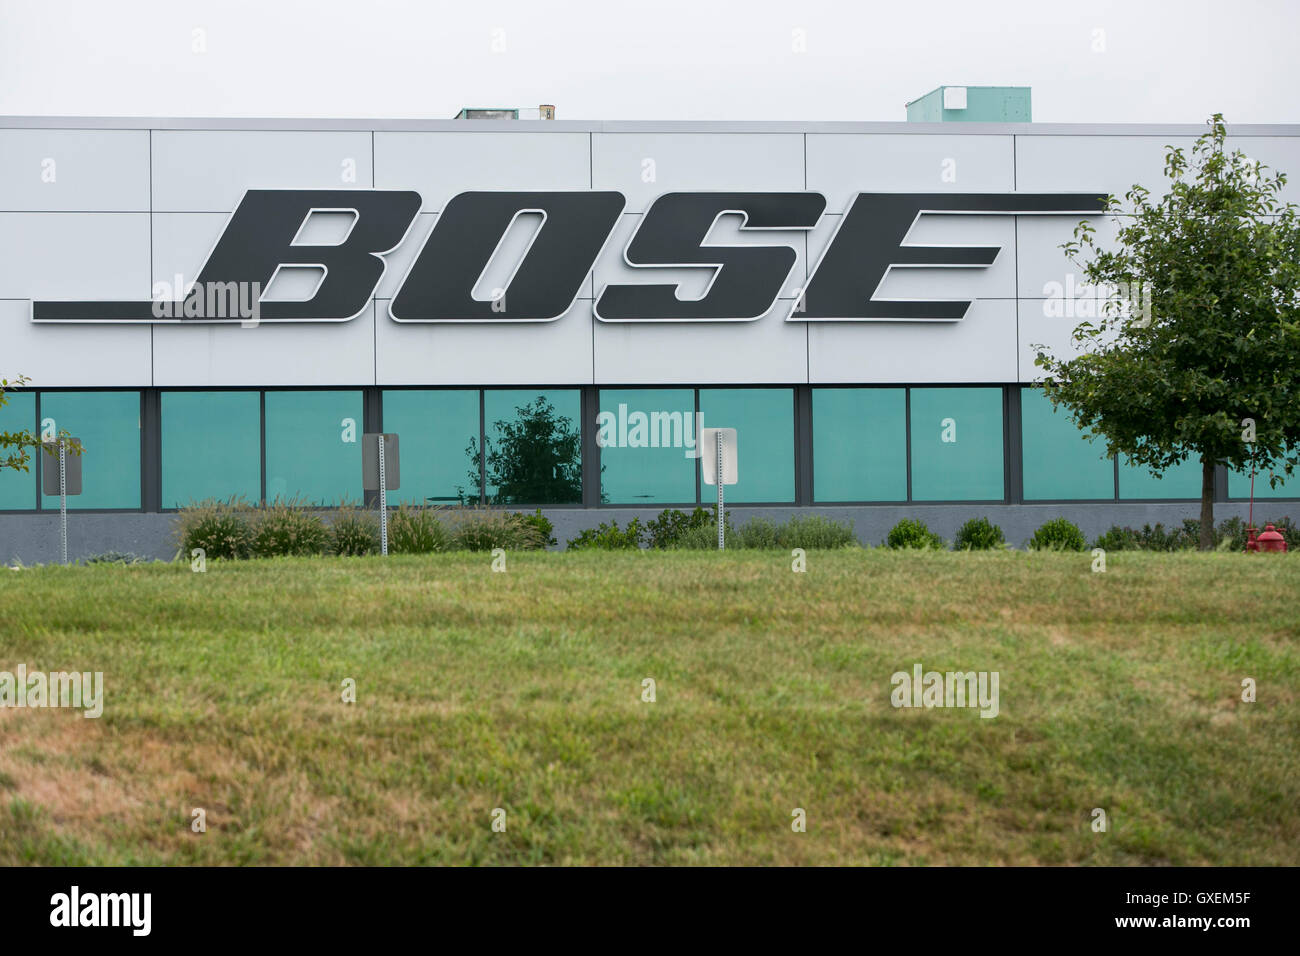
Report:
1035,115,1300,549
2,374,83,477
464,396,583,505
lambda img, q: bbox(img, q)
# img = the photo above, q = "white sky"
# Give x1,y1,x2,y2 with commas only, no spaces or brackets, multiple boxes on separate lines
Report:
0,0,1296,123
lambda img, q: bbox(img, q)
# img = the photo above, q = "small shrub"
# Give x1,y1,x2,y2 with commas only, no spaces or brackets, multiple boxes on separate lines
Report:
330,506,381,556
645,507,717,549
776,514,856,549
1029,517,1086,552
673,521,728,549
174,498,253,560
388,504,449,554
566,518,645,551
954,517,1005,551
250,500,329,557
1092,525,1141,551
663,507,734,549
733,516,780,549
513,508,557,548
81,551,146,565
885,518,943,550
448,508,543,551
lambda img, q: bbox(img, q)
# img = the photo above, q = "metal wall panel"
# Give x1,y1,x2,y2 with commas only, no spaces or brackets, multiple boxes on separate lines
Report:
0,212,150,299
373,131,591,213
375,299,594,386
151,301,377,386
151,130,374,212
592,299,807,385
0,130,150,211
0,300,151,386
808,299,1017,384
806,133,1014,210
592,133,804,211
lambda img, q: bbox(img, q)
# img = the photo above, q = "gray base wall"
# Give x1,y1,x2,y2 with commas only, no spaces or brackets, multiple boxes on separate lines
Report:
3,503,1297,564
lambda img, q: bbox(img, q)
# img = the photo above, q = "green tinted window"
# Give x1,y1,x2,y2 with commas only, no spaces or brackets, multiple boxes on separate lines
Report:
812,388,906,502
698,388,794,503
1118,455,1202,499
483,389,582,505
0,390,36,510
1228,462,1300,499
39,391,141,509
1020,388,1114,500
598,388,697,504
161,391,261,507
910,387,1003,501
382,389,482,506
264,390,364,505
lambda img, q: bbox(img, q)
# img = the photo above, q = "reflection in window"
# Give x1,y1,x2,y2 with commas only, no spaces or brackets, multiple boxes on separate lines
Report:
382,389,481,506
476,390,582,505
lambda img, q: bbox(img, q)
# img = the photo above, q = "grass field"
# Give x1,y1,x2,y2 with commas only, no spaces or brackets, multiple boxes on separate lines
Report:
0,549,1296,865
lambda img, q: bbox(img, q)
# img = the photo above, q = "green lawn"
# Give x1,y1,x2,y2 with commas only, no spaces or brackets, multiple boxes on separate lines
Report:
0,549,1296,865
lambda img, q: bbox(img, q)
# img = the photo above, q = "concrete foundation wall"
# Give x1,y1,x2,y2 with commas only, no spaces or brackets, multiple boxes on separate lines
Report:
3,502,1295,564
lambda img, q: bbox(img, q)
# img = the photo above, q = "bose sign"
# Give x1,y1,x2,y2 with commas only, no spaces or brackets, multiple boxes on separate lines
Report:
31,189,1104,325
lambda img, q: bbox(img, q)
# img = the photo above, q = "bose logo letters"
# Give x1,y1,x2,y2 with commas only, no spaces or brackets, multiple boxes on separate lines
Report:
32,189,1103,325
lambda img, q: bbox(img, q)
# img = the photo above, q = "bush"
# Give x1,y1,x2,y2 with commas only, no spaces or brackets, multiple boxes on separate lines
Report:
733,516,780,549
513,508,557,548
81,551,146,565
566,518,645,551
775,514,856,549
174,498,253,560
330,506,381,556
388,504,449,554
885,518,944,550
1029,517,1086,552
250,500,330,557
447,508,543,551
672,520,731,549
1092,525,1141,551
645,507,718,549
953,516,1005,551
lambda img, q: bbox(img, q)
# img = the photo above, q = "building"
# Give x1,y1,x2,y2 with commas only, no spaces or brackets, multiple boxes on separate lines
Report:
1,113,1298,561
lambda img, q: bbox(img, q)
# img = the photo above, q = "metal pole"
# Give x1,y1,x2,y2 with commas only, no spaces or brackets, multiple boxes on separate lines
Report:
716,430,724,551
378,434,389,556
59,439,68,565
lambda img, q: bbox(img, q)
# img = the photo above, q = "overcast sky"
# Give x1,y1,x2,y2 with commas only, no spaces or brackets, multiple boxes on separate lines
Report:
1,0,1296,124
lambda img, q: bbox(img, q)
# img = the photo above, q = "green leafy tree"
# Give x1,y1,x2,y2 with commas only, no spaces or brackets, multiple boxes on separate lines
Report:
1,374,81,474
1035,115,1300,549
465,396,583,505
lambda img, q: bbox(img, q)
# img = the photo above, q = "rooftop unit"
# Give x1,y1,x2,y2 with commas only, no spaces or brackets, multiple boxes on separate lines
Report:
454,105,556,120
905,86,1031,123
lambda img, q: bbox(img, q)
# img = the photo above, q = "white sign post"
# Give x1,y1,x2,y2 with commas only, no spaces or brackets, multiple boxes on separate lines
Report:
362,433,400,556
700,427,738,551
41,438,82,565
378,435,389,555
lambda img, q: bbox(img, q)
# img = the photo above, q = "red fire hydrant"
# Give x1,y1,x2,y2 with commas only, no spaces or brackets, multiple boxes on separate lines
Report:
1257,524,1288,553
